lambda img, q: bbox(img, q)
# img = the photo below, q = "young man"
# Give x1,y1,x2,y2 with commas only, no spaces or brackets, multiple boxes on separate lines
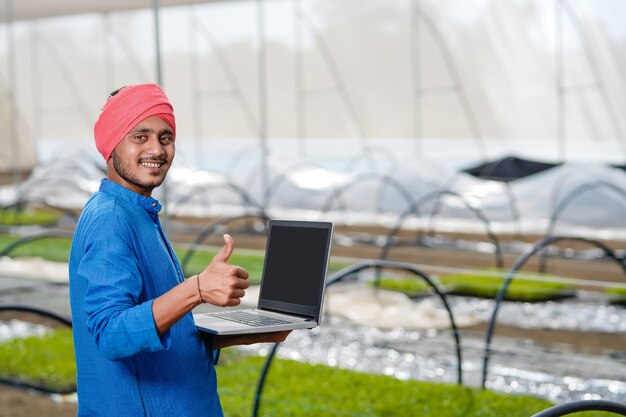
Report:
69,84,287,416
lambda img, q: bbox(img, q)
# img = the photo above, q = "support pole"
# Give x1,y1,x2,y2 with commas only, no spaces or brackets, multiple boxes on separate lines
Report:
151,0,169,229
103,13,115,93
410,0,422,157
5,0,21,186
556,0,565,162
152,0,163,86
188,8,203,168
293,0,306,159
257,0,269,212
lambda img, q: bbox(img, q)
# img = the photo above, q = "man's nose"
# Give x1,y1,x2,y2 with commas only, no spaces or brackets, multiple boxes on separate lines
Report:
146,135,165,156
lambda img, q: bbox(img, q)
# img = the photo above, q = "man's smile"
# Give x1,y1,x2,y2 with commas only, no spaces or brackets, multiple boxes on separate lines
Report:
140,159,166,169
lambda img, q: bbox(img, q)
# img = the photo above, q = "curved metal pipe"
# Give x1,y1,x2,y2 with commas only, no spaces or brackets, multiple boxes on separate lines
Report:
170,177,262,214
180,214,269,272
251,342,280,417
545,181,626,238
0,200,79,225
424,190,503,269
0,304,74,394
531,399,626,417
252,259,464,417
481,235,625,389
343,145,399,174
541,181,626,272
320,172,416,215
0,304,72,327
263,161,334,207
0,230,73,258
378,190,503,273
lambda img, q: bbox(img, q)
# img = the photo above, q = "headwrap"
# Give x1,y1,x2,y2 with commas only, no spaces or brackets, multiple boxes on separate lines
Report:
94,83,176,161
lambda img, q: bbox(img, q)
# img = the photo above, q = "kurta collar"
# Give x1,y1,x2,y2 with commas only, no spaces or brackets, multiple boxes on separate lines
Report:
99,179,162,214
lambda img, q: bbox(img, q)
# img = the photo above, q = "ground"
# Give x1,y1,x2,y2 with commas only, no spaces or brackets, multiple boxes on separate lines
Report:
1,223,624,414
0,386,76,417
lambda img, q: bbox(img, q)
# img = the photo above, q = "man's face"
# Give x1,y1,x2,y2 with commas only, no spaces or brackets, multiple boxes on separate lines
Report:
108,115,175,197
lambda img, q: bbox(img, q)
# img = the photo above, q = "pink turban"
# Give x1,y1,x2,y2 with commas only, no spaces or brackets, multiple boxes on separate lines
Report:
94,84,176,161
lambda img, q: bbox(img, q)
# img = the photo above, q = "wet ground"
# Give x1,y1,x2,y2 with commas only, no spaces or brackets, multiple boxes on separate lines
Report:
0,385,76,417
239,283,626,403
0,257,625,412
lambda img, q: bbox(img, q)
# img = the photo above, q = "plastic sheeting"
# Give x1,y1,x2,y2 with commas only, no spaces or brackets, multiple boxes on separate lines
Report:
0,0,625,169
1,148,624,239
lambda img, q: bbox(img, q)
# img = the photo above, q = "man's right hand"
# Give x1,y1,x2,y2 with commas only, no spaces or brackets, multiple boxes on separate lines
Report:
213,331,292,349
198,234,250,307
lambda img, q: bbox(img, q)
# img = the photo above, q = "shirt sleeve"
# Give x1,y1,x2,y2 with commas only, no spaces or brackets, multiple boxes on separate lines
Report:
77,211,171,360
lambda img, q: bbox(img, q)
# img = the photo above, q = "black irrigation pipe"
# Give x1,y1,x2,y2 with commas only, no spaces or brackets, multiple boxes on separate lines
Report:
264,162,334,206
0,201,80,225
530,399,626,417
15,177,93,203
540,181,626,273
0,203,28,226
481,235,626,389
226,144,268,176
442,173,523,238
0,304,75,395
252,259,464,417
0,304,72,327
501,182,522,237
343,145,399,174
251,342,281,417
180,213,270,272
0,377,76,396
171,176,262,214
377,190,504,276
320,172,415,215
0,229,74,258
538,236,626,277
424,190,503,269
545,181,626,239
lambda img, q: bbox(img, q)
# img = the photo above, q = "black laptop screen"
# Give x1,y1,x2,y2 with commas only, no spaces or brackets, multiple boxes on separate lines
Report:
258,222,331,314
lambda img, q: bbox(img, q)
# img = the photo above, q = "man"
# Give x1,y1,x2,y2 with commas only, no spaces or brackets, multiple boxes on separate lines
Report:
69,83,287,416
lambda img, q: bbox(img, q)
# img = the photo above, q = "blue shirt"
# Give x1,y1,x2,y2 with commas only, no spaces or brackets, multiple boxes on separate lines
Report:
69,179,223,417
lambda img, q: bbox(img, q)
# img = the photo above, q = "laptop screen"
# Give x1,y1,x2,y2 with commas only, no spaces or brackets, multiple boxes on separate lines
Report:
258,220,333,320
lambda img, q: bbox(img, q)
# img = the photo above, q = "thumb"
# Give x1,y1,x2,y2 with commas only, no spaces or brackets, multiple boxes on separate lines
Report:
214,234,234,262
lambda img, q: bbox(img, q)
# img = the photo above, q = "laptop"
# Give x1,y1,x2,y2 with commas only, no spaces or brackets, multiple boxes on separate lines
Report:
193,219,334,335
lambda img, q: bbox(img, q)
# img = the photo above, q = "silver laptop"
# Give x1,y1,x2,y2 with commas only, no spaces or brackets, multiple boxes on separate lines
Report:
193,219,334,335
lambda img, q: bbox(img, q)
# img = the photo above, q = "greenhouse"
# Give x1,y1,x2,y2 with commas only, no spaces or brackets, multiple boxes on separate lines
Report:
0,1,625,416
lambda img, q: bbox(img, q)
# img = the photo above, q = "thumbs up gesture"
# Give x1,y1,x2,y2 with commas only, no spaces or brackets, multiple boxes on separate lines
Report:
197,234,250,307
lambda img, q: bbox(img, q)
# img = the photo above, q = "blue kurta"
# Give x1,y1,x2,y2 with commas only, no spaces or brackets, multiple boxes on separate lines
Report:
69,179,222,416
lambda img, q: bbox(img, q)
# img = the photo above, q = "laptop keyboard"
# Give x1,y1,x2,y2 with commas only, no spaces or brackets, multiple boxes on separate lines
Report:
211,311,295,327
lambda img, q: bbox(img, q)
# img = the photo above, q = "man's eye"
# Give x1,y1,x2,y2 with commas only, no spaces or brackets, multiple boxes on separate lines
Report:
134,135,148,141
161,136,174,144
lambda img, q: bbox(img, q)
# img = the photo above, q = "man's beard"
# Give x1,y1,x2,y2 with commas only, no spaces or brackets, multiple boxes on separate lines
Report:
111,151,165,194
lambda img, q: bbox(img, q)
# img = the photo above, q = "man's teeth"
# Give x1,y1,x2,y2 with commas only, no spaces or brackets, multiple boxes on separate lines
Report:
141,162,162,168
